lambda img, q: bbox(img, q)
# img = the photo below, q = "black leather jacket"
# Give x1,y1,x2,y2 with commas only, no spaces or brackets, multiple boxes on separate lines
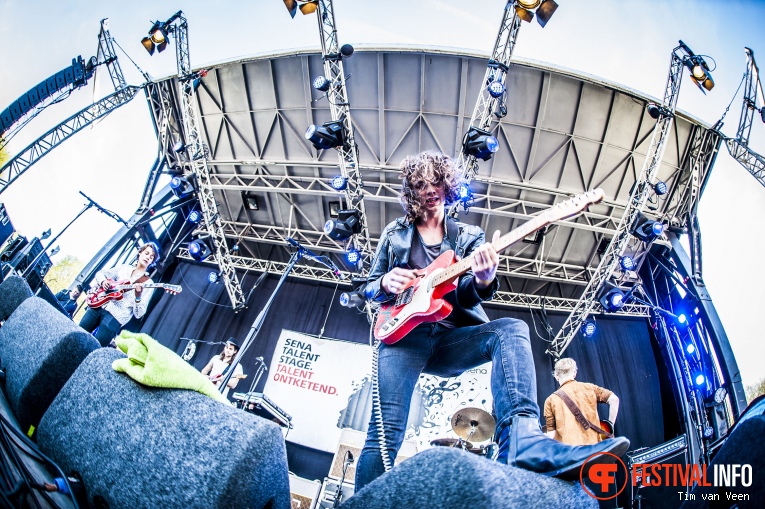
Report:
365,215,499,327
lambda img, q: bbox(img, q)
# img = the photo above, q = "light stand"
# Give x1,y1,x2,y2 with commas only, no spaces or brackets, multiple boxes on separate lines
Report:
216,249,302,393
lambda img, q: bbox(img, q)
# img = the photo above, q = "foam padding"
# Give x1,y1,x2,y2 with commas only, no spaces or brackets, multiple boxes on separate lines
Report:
0,296,99,432
38,348,291,509
339,447,598,509
0,275,33,321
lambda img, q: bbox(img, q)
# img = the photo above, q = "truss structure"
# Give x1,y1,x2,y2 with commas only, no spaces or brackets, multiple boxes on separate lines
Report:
310,0,371,272
162,11,245,310
724,47,765,187
548,42,702,357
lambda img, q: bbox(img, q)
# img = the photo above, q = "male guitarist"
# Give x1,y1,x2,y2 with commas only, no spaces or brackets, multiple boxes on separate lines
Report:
355,150,629,490
79,242,159,347
200,338,245,399
544,357,620,445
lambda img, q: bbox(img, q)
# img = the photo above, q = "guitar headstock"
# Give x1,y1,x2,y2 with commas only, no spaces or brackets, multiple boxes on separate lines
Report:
547,189,605,222
163,284,183,295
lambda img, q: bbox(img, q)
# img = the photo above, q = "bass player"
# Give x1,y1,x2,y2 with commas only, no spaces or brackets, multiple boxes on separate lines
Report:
355,150,629,490
79,242,159,347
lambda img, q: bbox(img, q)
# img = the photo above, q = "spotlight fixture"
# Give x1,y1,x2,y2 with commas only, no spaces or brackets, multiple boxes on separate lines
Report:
619,255,635,271
678,313,688,325
283,0,319,18
702,426,714,439
324,209,361,241
172,140,187,153
339,290,365,308
686,343,696,355
487,80,505,98
305,119,346,150
581,319,596,338
345,249,361,266
328,201,341,218
695,374,706,386
679,41,715,93
462,126,499,161
654,181,668,195
598,287,626,313
241,191,259,211
313,75,331,92
647,103,675,120
207,271,220,283
330,175,348,191
170,176,195,198
187,210,202,224
141,21,169,55
188,237,213,261
457,183,473,202
515,0,558,27
630,213,665,243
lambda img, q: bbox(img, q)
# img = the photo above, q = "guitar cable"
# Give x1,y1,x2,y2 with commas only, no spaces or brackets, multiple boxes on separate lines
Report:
371,339,393,473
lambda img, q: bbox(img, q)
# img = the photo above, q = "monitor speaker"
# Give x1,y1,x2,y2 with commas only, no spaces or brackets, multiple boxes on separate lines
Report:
289,473,321,509
628,435,689,509
328,428,418,483
316,477,354,509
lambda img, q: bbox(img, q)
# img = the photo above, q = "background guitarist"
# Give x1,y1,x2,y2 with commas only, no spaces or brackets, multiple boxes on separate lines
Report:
79,242,159,347
355,150,628,490
200,338,245,399
544,357,620,445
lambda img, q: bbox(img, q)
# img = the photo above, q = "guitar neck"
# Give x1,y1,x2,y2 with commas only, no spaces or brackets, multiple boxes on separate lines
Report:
432,213,550,287
113,283,164,291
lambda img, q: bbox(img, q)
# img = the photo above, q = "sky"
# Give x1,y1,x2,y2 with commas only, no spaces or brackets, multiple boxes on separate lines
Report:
0,0,763,388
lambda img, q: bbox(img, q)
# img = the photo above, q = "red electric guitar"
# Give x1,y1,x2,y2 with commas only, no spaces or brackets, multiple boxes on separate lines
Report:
373,189,606,344
86,280,183,309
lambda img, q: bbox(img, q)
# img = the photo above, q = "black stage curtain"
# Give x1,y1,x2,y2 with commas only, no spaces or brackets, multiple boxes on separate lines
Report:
139,261,669,482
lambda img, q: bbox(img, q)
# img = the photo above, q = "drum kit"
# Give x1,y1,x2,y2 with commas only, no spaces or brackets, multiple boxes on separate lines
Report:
429,407,499,460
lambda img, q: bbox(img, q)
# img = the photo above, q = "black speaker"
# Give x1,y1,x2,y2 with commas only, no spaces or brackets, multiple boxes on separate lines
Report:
0,275,32,321
339,447,598,509
0,296,98,432
38,348,291,509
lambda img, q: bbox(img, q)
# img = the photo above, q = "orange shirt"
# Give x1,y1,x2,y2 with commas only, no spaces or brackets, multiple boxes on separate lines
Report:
543,379,613,445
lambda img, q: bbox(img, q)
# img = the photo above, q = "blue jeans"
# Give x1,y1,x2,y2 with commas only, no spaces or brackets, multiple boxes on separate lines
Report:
355,318,539,489
79,307,123,347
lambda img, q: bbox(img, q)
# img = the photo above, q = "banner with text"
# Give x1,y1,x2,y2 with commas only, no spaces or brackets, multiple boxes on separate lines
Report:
264,329,372,452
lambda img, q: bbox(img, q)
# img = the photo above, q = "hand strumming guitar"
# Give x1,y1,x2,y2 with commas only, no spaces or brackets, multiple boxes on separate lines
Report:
471,230,500,289
381,267,418,295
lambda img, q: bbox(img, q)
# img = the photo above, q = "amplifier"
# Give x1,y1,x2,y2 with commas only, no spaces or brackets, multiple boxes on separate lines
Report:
316,478,354,509
289,473,321,509
328,428,418,483
232,392,292,428
627,434,687,465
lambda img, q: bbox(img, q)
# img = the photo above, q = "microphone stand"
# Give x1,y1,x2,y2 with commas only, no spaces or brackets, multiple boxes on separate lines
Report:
333,451,354,508
21,192,127,279
217,249,302,393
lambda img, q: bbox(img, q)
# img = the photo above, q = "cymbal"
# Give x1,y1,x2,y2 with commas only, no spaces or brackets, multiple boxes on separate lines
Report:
450,407,496,442
429,437,474,449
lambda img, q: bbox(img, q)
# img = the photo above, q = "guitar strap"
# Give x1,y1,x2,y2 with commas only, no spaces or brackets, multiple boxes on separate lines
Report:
134,274,150,285
444,216,459,252
553,389,614,438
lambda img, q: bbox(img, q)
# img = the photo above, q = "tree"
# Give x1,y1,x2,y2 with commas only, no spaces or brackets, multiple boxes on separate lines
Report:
746,377,765,404
0,138,8,167
44,255,85,294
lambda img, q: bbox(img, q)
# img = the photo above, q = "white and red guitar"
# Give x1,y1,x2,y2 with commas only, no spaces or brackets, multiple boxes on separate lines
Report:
373,189,606,344
86,279,183,309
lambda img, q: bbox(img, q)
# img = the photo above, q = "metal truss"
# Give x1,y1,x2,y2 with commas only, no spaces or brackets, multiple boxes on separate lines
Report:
724,47,765,187
96,18,127,92
0,85,140,195
164,12,245,310
548,43,695,358
310,0,372,272
451,1,522,207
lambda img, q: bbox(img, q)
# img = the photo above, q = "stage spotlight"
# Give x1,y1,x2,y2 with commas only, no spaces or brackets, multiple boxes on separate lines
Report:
686,343,696,355
141,37,155,55
188,237,213,261
654,181,668,195
141,21,169,55
695,374,706,386
457,182,473,202
487,80,505,98
170,176,195,198
172,140,187,153
683,53,715,93
678,313,688,325
515,0,558,27
703,426,714,439
339,291,365,308
345,249,361,265
630,213,665,243
187,210,202,224
324,209,361,241
647,103,674,120
581,320,596,338
283,0,319,18
619,255,635,271
340,44,354,58
208,271,220,283
462,126,499,161
598,287,626,313
305,119,346,150
330,175,348,191
313,75,331,92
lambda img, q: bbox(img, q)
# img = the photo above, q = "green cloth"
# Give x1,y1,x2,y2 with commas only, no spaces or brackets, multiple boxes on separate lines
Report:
112,331,230,404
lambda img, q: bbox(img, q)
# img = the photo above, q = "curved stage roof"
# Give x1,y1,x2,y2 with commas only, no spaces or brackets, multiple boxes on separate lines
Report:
181,46,715,308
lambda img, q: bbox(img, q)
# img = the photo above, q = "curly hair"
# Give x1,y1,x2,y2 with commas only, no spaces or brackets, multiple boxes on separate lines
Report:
398,150,463,223
553,358,578,381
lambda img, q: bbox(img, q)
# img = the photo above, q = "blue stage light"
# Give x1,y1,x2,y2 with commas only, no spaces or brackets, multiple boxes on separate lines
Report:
686,343,696,355
695,374,706,386
678,313,687,324
188,210,202,224
331,175,348,191
207,271,219,283
619,255,635,271
457,183,472,201
581,320,596,338
599,288,625,313
487,80,505,98
345,249,361,265
312,75,331,92
654,181,668,195
188,238,212,261
462,127,499,161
